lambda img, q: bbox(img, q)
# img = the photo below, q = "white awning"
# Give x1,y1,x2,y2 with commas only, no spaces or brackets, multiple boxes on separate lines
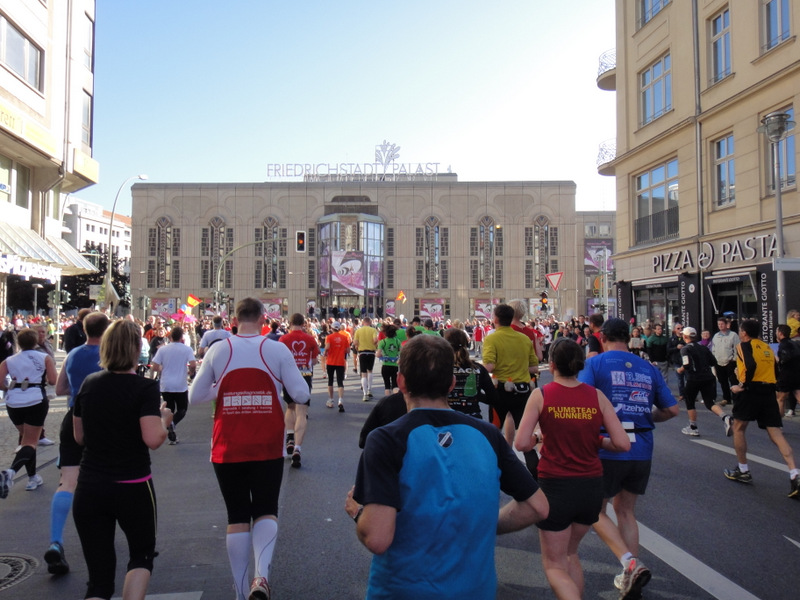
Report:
0,223,98,277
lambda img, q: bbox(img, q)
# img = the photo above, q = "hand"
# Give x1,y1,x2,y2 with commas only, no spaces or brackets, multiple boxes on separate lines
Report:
160,401,174,426
345,486,362,520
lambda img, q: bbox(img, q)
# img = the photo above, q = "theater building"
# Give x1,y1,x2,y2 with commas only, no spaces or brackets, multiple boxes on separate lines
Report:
598,1,800,341
129,174,614,321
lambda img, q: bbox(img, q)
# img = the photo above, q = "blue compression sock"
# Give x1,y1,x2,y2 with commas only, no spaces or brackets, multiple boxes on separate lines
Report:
50,491,74,544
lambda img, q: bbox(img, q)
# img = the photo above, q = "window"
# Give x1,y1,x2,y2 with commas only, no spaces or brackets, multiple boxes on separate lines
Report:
421,216,445,289
82,92,92,146
200,216,232,289
639,0,670,28
1,16,42,90
710,9,731,83
148,216,180,288
532,215,551,289
641,54,671,125
714,133,735,207
84,14,94,70
599,224,612,237
634,159,679,244
254,217,280,290
14,163,30,208
585,223,598,237
470,216,497,290
767,107,796,192
763,0,790,51
0,154,10,201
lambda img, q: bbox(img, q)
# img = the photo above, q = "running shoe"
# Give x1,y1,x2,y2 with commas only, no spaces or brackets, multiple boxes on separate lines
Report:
790,476,800,499
786,410,795,418
38,437,55,446
723,467,753,484
0,469,14,498
368,392,374,398
618,558,651,600
362,394,370,402
25,474,43,491
681,425,700,437
44,541,70,575
326,399,334,408
338,403,345,413
723,414,733,437
291,451,301,469
249,576,271,600
167,425,177,445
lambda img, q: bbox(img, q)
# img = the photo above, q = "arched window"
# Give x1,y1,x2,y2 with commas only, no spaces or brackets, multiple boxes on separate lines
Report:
469,216,502,290
201,216,233,289
254,217,286,289
414,216,448,289
146,216,180,288
524,215,557,289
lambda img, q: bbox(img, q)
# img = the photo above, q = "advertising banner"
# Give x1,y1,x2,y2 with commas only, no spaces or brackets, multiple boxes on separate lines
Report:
420,299,445,321
473,299,500,319
584,239,614,275
678,272,700,329
331,250,365,295
262,299,284,320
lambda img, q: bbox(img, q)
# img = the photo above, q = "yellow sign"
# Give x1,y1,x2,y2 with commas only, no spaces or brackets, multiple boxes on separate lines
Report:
0,98,57,156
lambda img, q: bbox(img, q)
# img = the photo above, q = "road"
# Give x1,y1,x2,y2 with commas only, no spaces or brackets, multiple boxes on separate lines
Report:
1,359,799,599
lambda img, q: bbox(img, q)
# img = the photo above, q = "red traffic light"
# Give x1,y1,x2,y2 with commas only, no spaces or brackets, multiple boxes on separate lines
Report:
296,231,306,252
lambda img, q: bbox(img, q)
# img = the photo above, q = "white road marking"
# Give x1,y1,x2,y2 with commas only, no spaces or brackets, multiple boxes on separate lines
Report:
784,536,800,550
691,439,789,473
607,508,762,600
113,593,203,600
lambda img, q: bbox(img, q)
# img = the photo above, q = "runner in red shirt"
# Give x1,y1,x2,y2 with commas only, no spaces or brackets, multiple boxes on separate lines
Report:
280,313,320,468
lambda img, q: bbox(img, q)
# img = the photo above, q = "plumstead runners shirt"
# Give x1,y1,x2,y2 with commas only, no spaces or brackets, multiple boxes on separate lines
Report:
189,334,311,463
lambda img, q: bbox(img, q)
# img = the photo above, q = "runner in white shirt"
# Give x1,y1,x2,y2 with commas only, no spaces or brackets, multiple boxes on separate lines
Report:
151,327,197,444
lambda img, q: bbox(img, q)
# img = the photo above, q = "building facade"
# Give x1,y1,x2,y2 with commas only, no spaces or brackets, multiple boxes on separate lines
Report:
0,1,98,316
598,0,800,342
130,178,614,321
62,197,132,271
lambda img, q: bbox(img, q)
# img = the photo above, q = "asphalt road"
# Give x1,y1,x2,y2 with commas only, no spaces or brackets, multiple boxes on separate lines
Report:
1,360,799,599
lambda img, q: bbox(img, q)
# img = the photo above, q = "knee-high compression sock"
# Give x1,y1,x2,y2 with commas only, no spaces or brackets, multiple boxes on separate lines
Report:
25,450,37,477
361,375,368,394
226,531,252,600
10,445,35,474
366,372,373,392
252,518,278,580
50,491,74,544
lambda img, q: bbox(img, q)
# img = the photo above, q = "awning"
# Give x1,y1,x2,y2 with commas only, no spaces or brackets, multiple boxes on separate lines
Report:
0,223,98,277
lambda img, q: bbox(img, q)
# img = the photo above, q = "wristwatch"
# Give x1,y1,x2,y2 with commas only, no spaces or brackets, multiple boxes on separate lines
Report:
353,505,364,523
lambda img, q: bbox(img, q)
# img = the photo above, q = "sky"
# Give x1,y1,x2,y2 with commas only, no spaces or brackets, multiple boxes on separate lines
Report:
81,0,617,217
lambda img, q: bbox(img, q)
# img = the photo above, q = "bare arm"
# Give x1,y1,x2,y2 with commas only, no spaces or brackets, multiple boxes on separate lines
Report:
355,503,397,555
45,356,58,386
652,404,680,422
55,361,70,396
0,361,7,392
515,388,543,452
497,489,549,534
140,402,173,450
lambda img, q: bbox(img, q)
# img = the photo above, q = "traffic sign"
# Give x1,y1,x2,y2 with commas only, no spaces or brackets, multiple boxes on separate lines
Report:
546,272,564,291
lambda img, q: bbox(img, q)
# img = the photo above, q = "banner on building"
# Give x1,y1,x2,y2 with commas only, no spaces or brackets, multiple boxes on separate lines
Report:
678,272,700,329
473,298,500,320
420,299,445,321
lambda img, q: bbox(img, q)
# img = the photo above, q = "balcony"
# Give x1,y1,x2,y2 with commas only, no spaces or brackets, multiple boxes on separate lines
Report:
597,49,616,91
596,139,616,176
634,206,679,245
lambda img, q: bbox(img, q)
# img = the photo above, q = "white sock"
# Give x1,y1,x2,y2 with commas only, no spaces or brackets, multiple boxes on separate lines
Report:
226,531,252,600
361,375,368,394
739,463,749,473
790,469,799,479
366,372,373,391
252,518,278,580
620,552,633,567
294,444,301,454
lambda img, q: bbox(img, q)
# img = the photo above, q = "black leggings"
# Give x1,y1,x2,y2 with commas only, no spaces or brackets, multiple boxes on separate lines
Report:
161,391,188,426
73,477,158,600
213,459,283,524
381,365,398,390
327,364,345,388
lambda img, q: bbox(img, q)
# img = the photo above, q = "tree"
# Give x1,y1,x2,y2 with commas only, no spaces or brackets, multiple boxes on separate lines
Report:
61,242,130,310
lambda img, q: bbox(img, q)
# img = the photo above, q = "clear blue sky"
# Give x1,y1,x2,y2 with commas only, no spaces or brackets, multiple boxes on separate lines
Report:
81,0,617,216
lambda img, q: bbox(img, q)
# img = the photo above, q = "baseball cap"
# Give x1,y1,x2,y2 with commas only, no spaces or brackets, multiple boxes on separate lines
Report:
600,318,629,339
331,321,342,330
682,326,697,338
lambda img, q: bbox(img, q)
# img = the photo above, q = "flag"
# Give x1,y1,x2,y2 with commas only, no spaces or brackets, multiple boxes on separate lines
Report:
396,290,407,304
186,294,201,307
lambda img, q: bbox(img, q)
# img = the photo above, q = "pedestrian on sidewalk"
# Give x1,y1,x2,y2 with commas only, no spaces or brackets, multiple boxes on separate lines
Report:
190,297,310,600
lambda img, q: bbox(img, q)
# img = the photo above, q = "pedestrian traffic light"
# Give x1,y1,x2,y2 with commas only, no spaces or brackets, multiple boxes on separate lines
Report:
540,291,549,312
296,230,306,252
60,290,71,303
47,290,58,305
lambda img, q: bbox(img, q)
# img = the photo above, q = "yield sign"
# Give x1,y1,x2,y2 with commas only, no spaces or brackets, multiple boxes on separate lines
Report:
546,272,564,292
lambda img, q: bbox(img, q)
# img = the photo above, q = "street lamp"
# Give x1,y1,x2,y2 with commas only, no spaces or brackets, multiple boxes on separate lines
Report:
758,112,795,323
106,174,148,311
32,283,43,318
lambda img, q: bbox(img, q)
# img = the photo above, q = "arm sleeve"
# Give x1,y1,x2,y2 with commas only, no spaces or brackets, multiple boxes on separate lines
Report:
477,363,497,405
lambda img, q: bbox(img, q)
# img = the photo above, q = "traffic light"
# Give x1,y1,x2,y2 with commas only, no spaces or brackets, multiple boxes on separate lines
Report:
296,230,306,252
60,290,71,304
540,291,549,312
47,290,58,305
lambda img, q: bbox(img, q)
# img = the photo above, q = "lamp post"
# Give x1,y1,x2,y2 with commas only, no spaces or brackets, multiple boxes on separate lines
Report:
105,174,148,311
32,283,43,318
758,112,795,323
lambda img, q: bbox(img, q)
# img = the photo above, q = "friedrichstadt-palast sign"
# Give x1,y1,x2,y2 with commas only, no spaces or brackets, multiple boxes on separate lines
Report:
266,140,444,182
651,233,779,274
